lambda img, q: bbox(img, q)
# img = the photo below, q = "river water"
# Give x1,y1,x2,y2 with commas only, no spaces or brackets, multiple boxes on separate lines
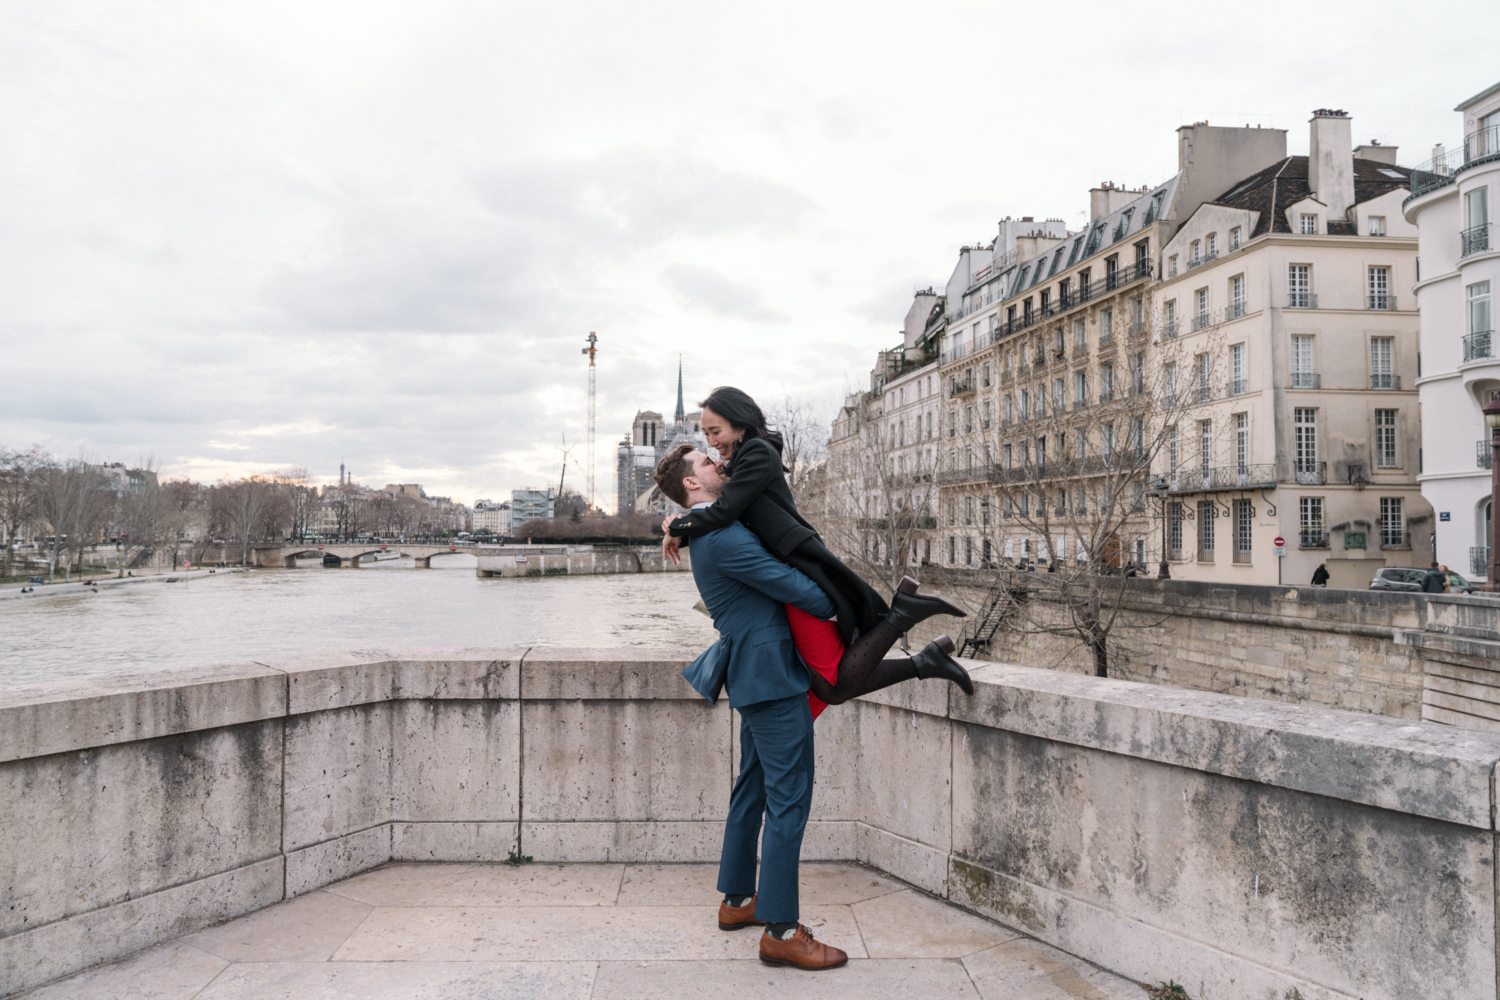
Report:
0,564,716,688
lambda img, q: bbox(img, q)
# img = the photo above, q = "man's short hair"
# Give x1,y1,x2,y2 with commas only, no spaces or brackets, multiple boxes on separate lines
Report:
654,444,695,508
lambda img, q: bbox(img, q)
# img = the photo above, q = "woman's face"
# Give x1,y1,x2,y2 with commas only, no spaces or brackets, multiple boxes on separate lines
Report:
699,406,744,458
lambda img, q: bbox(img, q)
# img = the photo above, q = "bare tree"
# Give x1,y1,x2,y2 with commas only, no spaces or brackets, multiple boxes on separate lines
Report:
111,460,168,576
33,459,110,582
767,395,831,500
159,479,208,570
822,412,942,594
969,322,1224,676
0,447,45,579
223,476,274,565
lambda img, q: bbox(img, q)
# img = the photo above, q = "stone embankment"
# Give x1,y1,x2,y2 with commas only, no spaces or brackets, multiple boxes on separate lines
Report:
914,576,1500,732
2,647,1497,999
473,543,688,578
0,567,248,603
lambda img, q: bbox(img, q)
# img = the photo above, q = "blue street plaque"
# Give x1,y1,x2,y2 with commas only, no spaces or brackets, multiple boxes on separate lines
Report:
1440,512,1451,522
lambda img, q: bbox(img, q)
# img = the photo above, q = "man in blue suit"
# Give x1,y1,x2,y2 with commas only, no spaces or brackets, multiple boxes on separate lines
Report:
655,444,849,971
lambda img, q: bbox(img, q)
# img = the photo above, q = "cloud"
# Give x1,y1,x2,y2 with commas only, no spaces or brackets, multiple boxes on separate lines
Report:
262,151,813,335
661,263,788,323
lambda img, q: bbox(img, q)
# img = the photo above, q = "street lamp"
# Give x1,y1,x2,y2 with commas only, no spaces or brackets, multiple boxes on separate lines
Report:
1153,477,1171,581
1485,391,1500,592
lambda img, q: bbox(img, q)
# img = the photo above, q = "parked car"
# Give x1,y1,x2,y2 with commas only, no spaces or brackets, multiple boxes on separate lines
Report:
1445,570,1481,595
1369,568,1424,592
1368,566,1481,594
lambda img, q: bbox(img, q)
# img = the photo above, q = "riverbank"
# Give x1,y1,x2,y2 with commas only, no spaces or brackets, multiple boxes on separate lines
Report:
0,567,250,603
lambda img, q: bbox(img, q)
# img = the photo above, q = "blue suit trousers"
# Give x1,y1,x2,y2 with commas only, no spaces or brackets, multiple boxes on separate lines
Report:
716,692,815,924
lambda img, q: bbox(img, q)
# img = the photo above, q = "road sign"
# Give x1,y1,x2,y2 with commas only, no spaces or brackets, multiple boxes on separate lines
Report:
1273,536,1286,556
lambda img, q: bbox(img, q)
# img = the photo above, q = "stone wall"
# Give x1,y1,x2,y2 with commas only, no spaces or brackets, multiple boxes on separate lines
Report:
3,648,1499,999
909,577,1430,719
474,544,689,578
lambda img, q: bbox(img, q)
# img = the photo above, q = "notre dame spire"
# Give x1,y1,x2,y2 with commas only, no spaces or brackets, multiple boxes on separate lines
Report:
674,355,685,423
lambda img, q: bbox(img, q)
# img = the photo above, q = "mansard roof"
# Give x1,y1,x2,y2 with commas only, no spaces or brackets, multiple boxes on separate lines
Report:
1205,156,1412,237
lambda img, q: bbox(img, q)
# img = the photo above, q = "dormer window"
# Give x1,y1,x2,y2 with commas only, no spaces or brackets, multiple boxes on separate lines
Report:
1190,239,1201,262
1206,233,1217,257
1229,227,1241,250
1369,216,1386,237
1168,254,1178,276
1300,213,1317,235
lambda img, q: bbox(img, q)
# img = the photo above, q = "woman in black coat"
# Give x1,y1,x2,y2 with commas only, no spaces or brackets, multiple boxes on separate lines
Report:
663,387,971,705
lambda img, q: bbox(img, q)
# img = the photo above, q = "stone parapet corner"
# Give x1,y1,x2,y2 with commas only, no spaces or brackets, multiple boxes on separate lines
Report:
954,660,1500,829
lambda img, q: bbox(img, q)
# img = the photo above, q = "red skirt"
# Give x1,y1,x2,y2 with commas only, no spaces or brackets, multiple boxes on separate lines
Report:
785,604,845,720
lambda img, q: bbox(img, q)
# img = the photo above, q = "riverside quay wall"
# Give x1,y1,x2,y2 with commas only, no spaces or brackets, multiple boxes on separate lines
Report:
912,577,1500,731
473,543,689,578
4,650,1500,999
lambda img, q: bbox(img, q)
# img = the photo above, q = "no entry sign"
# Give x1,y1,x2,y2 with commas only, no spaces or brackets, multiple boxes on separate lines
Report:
1273,536,1286,555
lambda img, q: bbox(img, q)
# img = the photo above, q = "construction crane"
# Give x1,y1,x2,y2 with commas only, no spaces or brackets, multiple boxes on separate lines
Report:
580,332,598,515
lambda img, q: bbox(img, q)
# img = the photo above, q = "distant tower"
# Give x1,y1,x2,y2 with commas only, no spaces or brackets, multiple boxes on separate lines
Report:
339,462,345,485
674,356,685,425
581,332,598,515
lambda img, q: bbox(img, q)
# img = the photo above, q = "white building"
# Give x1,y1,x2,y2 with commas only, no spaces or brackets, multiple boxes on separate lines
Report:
1406,80,1500,581
472,499,511,535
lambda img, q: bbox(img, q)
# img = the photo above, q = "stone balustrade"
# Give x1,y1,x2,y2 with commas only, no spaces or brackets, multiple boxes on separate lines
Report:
3,648,1499,999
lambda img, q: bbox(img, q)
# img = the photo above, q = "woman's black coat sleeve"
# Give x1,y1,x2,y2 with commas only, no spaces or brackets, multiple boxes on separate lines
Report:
667,438,781,540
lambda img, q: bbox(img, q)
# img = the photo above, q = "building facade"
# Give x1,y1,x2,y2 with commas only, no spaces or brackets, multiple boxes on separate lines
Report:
472,499,511,535
614,363,707,515
510,488,555,531
1157,111,1428,587
830,110,1430,590
1406,80,1500,581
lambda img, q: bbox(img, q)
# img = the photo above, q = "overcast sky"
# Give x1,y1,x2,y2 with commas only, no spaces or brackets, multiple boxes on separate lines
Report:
1,1,1493,509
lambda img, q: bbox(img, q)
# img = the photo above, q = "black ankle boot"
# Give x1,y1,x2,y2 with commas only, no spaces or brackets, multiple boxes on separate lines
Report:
886,576,968,634
909,635,974,695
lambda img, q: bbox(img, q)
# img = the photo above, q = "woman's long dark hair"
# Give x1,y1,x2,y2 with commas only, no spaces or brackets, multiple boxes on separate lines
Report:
699,387,784,455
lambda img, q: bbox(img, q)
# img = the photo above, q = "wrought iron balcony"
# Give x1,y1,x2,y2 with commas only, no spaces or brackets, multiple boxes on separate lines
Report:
1191,312,1212,332
1410,147,1465,198
1464,331,1493,362
1099,333,1114,350
1288,292,1318,309
1103,259,1151,291
1128,320,1147,337
1467,124,1500,166
1193,385,1212,402
1379,531,1411,550
949,376,976,397
1226,300,1246,320
1164,464,1277,493
1462,223,1492,257
1478,440,1493,469
1409,127,1500,200
1163,320,1178,339
1226,378,1245,396
1370,373,1400,390
1473,546,1490,578
1368,293,1396,310
1294,460,1327,485
1299,531,1330,549
1291,372,1320,389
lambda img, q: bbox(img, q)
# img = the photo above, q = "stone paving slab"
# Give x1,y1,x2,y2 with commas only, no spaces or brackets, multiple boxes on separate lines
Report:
324,862,626,908
17,862,1145,1000
331,904,871,962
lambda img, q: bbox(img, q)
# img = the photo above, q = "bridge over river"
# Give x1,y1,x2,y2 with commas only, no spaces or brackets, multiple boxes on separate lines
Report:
251,542,479,569
251,542,690,576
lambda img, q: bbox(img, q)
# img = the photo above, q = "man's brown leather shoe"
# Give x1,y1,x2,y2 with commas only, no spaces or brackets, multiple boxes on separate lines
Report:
758,925,848,969
718,895,765,931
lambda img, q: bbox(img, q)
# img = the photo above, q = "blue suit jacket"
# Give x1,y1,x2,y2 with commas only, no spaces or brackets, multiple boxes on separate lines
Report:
683,521,836,709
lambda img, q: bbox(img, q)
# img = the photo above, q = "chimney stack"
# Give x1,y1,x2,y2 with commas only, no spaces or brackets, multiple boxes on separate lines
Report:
1309,109,1355,221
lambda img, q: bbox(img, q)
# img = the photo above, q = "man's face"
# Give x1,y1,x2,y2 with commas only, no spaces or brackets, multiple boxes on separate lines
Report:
685,450,724,499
